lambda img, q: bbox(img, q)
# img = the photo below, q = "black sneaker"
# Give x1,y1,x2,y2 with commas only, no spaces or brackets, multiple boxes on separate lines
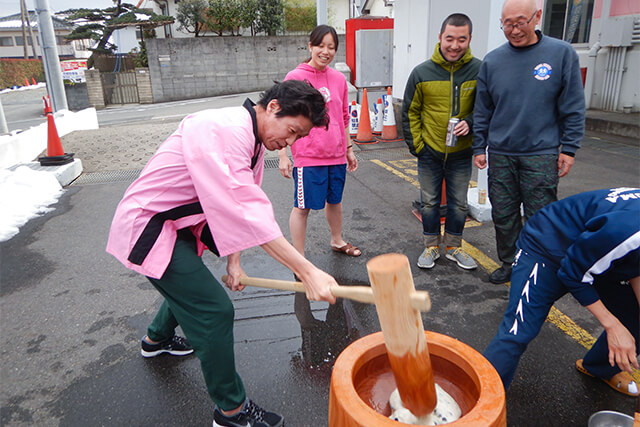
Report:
489,266,512,284
213,399,284,427
140,335,194,358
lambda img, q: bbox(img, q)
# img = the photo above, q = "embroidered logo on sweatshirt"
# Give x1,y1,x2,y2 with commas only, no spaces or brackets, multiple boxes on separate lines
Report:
318,86,331,103
533,63,552,81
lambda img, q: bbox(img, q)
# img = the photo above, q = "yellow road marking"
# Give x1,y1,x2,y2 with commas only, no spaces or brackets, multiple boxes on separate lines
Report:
371,159,419,187
372,158,640,382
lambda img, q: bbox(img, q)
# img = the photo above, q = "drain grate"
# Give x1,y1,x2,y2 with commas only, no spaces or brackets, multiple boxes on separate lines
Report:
71,148,413,184
264,158,280,169
354,147,413,161
71,169,142,185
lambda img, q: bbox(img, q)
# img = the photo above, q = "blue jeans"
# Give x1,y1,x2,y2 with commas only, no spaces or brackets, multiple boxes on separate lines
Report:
417,152,471,247
483,249,639,389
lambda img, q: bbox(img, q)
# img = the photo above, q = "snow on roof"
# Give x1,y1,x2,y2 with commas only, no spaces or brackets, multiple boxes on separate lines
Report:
0,11,74,31
0,20,37,28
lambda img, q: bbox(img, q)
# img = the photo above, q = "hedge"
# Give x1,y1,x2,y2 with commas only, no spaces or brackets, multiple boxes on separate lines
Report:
0,58,45,89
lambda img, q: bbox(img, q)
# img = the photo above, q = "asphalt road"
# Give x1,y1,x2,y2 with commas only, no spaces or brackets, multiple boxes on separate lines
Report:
1,92,639,426
1,86,263,132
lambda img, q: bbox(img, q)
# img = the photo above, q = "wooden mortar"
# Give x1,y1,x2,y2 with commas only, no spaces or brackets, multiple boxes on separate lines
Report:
328,331,507,426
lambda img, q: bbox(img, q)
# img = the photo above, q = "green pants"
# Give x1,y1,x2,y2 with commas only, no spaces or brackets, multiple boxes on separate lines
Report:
146,230,245,411
488,154,558,265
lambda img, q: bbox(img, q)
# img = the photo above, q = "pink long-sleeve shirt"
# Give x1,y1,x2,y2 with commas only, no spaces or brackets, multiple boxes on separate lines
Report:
106,100,282,279
284,63,349,167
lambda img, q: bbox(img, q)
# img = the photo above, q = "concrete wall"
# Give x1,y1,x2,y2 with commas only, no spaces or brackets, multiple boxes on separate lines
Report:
64,82,89,111
134,67,153,104
146,35,346,103
85,69,105,110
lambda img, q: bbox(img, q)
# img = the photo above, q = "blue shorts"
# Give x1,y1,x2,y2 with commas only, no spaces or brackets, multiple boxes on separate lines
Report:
293,164,347,210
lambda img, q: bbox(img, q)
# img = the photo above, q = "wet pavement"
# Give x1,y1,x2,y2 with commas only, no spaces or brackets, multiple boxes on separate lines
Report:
1,92,640,426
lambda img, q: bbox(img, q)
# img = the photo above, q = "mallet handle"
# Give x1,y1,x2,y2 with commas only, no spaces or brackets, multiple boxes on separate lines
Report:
221,275,431,312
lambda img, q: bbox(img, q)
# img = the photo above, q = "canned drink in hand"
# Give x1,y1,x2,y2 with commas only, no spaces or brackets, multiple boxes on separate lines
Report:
446,118,460,147
478,189,487,205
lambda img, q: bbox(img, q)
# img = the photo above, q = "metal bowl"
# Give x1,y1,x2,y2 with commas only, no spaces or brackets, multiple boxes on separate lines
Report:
588,410,634,427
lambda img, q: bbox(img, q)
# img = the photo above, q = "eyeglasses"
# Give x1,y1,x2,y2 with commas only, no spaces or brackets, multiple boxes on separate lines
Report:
500,11,537,31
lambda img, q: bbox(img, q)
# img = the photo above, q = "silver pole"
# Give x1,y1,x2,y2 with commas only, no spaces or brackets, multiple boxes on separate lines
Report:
316,0,327,25
35,0,68,112
0,98,8,134
24,0,39,59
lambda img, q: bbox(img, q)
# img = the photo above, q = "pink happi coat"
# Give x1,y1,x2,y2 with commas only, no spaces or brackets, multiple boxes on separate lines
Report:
106,100,282,279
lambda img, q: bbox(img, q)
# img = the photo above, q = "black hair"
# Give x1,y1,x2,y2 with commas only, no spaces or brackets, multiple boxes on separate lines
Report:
258,80,329,129
440,13,473,35
304,24,339,63
310,24,339,50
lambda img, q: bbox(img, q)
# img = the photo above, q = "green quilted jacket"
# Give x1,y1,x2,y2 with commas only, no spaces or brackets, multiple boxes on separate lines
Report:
402,43,481,158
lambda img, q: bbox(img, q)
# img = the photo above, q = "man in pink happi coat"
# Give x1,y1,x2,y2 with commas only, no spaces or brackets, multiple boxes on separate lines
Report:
107,80,336,427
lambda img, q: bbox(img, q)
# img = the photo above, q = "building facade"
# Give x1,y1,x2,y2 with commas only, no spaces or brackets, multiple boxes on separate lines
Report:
0,11,76,59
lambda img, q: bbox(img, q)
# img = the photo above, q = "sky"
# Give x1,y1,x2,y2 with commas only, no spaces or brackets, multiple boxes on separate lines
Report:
0,0,152,17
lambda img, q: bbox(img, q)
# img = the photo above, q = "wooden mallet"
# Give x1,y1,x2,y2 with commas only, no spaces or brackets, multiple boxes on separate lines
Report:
220,275,431,312
366,253,437,417
223,261,436,417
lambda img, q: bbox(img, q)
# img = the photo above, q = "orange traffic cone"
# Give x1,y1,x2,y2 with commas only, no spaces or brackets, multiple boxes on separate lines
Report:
32,77,37,85
25,77,30,86
38,96,74,166
353,88,376,144
376,87,404,143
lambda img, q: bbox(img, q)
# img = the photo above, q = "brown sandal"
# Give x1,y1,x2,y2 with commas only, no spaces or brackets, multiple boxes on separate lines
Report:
331,243,361,257
576,359,640,397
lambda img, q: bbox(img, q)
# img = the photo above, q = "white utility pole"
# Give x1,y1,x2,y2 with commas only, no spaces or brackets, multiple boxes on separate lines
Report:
317,0,328,25
35,0,68,112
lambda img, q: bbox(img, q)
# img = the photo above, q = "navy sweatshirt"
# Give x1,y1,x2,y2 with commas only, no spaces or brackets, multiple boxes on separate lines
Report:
517,188,640,306
473,32,585,157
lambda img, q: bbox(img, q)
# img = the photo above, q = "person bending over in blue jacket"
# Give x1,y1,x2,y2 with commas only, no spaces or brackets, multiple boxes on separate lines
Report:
484,188,639,397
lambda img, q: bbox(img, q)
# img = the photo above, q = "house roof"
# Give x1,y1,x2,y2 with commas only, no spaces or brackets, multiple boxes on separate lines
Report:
0,11,74,31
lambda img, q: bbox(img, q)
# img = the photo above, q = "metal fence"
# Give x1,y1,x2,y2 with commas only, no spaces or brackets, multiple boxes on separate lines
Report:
101,71,139,105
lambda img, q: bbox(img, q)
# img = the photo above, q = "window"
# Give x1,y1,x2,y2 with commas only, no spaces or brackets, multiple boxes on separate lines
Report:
542,0,594,43
0,36,14,46
14,36,35,46
160,4,172,38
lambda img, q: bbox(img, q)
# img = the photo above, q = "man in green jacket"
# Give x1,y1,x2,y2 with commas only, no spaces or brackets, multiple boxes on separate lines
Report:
402,13,481,270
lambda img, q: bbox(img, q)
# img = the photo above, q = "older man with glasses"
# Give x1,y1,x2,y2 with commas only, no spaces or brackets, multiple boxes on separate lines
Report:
472,0,585,284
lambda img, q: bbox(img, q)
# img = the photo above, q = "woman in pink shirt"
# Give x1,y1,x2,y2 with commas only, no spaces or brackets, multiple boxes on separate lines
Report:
278,25,360,259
